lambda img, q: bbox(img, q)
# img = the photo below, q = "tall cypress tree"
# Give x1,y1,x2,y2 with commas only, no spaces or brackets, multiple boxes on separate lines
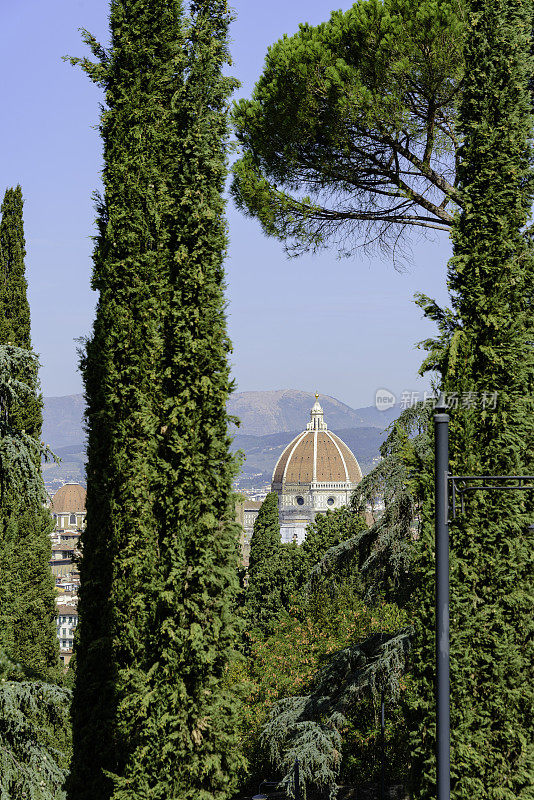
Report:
0,186,58,675
410,0,534,797
246,492,284,636
67,3,243,798
0,187,31,349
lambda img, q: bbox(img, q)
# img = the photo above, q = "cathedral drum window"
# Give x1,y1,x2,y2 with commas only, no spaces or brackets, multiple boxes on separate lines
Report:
295,496,305,506
327,496,335,506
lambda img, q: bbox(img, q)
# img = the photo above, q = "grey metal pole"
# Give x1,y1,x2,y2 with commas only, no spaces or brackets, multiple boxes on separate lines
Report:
434,395,450,800
380,691,385,800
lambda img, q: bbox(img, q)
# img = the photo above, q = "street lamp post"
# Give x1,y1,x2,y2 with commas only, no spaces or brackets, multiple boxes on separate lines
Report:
434,396,450,800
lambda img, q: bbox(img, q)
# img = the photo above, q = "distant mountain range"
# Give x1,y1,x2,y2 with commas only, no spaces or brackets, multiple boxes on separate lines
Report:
227,389,399,436
41,389,401,491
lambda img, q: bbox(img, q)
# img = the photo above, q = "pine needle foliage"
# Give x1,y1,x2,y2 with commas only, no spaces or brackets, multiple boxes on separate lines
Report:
0,652,71,800
0,186,59,677
409,0,534,797
262,628,412,800
309,403,431,606
231,0,465,258
66,3,242,799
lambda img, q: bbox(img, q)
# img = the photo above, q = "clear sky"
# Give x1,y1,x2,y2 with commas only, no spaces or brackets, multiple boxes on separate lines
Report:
0,0,451,408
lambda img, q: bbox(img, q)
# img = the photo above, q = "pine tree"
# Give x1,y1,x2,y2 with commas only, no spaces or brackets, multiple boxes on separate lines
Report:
0,187,59,676
409,0,534,797
66,2,243,798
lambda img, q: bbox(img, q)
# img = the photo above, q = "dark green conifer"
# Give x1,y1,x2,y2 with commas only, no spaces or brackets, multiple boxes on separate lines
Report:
0,187,30,347
67,2,242,798
246,492,284,636
0,187,58,676
301,506,367,577
410,0,534,797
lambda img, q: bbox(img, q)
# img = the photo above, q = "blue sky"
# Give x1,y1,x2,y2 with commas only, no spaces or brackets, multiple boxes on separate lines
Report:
0,0,451,407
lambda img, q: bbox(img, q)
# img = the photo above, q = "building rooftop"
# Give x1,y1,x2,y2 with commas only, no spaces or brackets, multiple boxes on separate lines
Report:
49,483,86,513
56,604,78,615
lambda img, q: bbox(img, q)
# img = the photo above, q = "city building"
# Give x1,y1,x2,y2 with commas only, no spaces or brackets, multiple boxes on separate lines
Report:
48,482,86,600
271,396,362,543
56,603,78,666
49,482,87,531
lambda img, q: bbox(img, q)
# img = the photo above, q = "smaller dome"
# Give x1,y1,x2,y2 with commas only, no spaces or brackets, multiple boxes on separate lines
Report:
50,483,86,514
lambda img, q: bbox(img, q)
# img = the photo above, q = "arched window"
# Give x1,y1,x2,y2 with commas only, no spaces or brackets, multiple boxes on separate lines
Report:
69,513,76,525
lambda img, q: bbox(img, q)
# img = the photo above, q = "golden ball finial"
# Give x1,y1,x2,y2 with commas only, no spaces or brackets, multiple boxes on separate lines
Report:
315,392,319,400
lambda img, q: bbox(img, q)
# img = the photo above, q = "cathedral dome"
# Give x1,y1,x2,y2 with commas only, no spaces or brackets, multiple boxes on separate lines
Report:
271,396,362,544
272,399,362,487
50,483,86,513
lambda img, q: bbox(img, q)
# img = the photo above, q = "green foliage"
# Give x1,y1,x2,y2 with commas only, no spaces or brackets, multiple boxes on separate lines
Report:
231,0,465,257
234,496,410,797
258,606,411,799
231,582,409,790
0,187,30,349
409,0,534,797
0,185,59,680
246,499,368,639
0,651,71,800
0,187,41,437
248,492,281,576
67,3,243,799
301,506,367,578
309,404,431,607
246,492,285,636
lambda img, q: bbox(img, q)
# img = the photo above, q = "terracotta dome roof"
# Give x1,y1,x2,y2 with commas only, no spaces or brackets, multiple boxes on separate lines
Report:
50,484,87,513
272,399,362,486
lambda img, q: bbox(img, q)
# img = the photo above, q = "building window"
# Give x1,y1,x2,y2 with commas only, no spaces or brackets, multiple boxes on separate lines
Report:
70,513,76,525
296,496,304,506
327,497,335,506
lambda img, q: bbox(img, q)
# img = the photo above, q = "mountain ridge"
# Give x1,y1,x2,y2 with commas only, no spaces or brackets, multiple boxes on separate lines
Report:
42,389,400,446
41,390,400,491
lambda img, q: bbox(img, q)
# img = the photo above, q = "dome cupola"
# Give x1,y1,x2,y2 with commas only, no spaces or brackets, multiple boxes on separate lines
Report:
271,395,362,543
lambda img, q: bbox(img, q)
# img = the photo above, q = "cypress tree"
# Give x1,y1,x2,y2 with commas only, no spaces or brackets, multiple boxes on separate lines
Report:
246,492,284,636
67,2,243,798
0,186,58,675
410,0,534,797
0,187,31,348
